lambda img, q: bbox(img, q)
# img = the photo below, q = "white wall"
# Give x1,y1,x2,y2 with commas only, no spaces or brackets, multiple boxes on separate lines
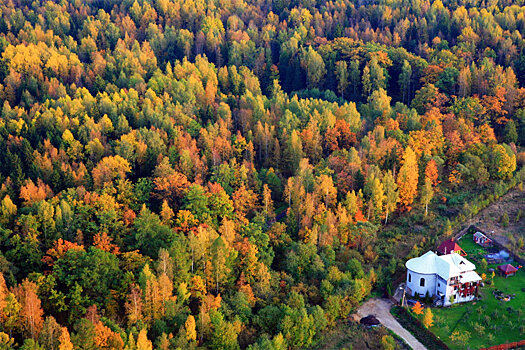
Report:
406,270,436,297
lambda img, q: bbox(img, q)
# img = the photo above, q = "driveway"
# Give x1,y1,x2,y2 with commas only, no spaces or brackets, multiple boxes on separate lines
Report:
355,298,427,350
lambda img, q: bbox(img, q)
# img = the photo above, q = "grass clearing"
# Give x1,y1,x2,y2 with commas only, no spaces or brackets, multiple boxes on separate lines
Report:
417,233,525,349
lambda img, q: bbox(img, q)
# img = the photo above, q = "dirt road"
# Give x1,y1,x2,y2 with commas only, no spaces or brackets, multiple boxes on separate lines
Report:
355,298,427,350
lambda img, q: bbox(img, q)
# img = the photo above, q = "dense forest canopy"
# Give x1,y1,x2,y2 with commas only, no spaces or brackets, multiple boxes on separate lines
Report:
0,0,523,348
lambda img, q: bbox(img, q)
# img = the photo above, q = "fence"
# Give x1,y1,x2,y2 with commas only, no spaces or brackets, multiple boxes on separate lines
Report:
480,339,525,350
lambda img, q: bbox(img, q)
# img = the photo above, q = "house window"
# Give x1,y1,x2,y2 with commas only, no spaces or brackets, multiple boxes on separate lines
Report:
408,274,411,282
438,283,440,288
420,278,425,287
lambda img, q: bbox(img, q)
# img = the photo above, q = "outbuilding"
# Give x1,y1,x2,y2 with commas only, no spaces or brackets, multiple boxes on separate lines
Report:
473,232,492,247
498,264,518,278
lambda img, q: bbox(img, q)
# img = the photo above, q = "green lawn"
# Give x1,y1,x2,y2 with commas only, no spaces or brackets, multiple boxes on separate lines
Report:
418,234,525,349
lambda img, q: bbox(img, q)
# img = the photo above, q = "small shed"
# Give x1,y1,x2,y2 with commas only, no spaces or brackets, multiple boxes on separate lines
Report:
437,238,466,256
474,232,492,247
498,264,518,278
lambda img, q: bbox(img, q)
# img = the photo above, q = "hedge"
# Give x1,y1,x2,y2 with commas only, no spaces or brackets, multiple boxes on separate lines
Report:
390,306,450,350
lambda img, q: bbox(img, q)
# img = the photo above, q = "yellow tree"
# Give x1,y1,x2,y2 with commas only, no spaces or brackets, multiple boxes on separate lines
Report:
3,293,20,337
185,314,197,342
124,284,143,327
315,174,337,209
136,329,152,350
58,327,74,350
14,279,44,339
139,265,162,324
0,273,7,319
262,184,274,220
397,147,419,208
0,332,14,349
92,155,131,189
0,195,17,225
422,308,434,328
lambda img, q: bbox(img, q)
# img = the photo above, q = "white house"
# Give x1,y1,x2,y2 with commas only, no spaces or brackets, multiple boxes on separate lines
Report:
405,251,481,306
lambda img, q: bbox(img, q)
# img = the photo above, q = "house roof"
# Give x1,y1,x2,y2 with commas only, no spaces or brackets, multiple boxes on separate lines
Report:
474,232,491,240
460,270,482,283
406,251,477,280
437,238,466,255
498,264,518,274
406,251,437,275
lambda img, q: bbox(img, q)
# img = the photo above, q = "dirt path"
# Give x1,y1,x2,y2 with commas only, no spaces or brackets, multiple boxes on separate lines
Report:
355,298,427,350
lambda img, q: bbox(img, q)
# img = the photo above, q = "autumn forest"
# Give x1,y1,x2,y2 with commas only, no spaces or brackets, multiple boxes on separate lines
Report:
0,0,523,348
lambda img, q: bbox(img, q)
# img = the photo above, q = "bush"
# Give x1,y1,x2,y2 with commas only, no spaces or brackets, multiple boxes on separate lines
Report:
501,213,509,227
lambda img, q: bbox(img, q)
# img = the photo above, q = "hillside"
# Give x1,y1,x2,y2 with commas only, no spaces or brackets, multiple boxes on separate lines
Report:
0,0,523,348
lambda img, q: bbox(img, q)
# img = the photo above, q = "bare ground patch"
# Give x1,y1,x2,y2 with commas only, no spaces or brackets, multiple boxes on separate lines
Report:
469,187,525,253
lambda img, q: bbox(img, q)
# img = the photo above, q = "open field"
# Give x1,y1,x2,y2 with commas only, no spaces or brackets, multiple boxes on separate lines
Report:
418,234,525,349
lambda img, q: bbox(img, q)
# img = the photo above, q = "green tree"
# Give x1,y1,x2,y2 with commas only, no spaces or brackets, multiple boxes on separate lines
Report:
362,65,371,97
369,57,386,92
208,310,240,350
350,60,360,98
368,88,392,124
183,184,211,224
490,144,516,179
301,46,326,89
383,170,398,224
335,61,349,99
504,120,518,144
133,205,177,258
399,60,412,104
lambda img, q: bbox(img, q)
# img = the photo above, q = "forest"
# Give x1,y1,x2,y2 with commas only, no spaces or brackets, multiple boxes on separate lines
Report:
0,0,523,348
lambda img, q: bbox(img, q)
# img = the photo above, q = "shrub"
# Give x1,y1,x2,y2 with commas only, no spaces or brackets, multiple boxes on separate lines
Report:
381,335,396,350
501,213,509,227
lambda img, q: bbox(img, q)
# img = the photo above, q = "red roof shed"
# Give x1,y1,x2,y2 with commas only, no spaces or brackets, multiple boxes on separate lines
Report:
498,264,518,277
